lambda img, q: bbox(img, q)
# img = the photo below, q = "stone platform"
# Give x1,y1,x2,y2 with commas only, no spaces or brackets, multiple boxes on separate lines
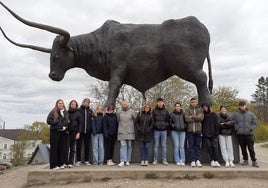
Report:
27,161,268,186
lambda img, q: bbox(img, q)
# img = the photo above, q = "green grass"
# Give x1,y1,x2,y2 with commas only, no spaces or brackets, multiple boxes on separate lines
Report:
261,143,268,148
144,173,159,179
203,172,215,179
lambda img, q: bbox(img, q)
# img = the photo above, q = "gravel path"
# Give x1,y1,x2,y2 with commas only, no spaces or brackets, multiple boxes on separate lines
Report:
1,142,268,188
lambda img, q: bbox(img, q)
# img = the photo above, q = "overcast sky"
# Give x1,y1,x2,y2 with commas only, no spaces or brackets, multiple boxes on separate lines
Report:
0,0,267,129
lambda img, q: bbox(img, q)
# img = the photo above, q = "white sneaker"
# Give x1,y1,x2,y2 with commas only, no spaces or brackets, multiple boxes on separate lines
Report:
67,164,73,168
191,161,196,167
196,160,202,167
75,161,81,167
211,160,216,167
126,161,130,166
140,161,145,166
59,165,65,169
84,161,91,166
162,160,168,165
144,161,149,166
176,162,182,166
52,166,60,170
181,162,185,167
118,162,124,167
107,160,115,166
152,159,158,165
214,161,221,167
225,161,230,167
229,161,235,168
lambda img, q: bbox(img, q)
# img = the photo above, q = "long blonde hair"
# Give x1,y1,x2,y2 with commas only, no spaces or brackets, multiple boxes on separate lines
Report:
93,105,104,116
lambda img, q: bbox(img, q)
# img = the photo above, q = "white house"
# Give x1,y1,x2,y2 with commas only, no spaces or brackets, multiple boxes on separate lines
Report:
0,129,42,163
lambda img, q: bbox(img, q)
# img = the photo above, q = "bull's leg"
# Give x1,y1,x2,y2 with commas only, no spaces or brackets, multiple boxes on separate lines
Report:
179,70,211,106
105,76,123,106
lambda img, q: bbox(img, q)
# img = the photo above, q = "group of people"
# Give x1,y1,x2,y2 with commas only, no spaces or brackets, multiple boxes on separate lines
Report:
47,97,259,170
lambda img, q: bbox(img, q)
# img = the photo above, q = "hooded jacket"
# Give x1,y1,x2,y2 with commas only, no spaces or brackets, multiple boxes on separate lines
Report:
202,108,219,138
116,107,136,140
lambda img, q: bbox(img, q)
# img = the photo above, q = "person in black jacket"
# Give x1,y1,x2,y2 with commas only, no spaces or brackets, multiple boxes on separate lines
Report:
91,105,105,166
218,105,235,168
135,103,153,166
76,98,93,166
169,102,187,166
202,104,220,167
47,99,70,170
152,97,170,165
67,100,82,168
103,105,118,166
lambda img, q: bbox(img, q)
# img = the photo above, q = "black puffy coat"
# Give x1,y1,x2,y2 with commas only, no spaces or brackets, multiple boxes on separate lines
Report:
218,113,234,136
152,106,170,131
68,109,82,133
135,111,153,142
169,110,187,131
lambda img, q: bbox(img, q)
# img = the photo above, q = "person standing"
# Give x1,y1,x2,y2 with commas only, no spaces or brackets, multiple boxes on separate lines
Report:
218,105,235,167
152,97,170,165
201,104,221,167
233,101,259,167
169,102,187,166
76,98,93,166
117,101,136,167
135,103,153,166
184,97,204,167
103,105,118,166
67,100,82,168
91,105,105,166
47,99,70,170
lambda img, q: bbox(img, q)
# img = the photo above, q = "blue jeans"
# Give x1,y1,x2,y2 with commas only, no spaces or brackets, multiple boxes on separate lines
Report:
91,133,104,165
153,130,167,161
187,131,202,162
140,142,150,161
120,140,132,162
171,130,186,163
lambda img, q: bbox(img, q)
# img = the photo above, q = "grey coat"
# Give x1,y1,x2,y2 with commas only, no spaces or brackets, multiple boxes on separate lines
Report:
232,110,257,135
117,108,136,140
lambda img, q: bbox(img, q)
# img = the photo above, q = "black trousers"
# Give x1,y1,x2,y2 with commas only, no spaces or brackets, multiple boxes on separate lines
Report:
68,131,77,165
105,134,117,161
76,133,91,162
203,136,220,161
237,135,256,161
49,130,68,169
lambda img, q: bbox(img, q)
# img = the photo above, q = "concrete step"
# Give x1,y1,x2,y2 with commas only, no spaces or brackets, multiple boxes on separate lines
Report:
27,161,268,186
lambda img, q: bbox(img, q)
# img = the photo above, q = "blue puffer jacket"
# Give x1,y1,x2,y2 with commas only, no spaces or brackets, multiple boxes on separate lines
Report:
233,110,257,135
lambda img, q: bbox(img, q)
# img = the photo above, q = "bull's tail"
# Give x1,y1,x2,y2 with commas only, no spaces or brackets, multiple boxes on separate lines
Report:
207,51,213,94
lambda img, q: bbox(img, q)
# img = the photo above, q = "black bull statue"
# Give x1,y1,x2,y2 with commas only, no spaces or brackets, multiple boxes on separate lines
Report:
0,2,213,106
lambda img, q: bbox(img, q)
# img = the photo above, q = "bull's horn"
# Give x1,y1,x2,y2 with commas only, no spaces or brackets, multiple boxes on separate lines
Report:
0,1,70,47
0,27,51,53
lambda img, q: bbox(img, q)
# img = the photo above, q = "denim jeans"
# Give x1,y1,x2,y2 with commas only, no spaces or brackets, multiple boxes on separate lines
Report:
91,133,104,165
171,130,186,163
153,130,167,161
140,142,150,161
187,131,202,162
120,140,132,162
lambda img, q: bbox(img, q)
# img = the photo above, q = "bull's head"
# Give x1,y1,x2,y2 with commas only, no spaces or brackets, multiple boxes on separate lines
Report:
0,1,74,81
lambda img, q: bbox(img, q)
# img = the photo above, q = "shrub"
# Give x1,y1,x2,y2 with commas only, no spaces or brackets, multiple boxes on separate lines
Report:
254,124,268,142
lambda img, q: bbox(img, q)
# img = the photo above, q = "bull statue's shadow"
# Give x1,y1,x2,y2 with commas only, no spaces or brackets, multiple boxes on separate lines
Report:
0,2,213,105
